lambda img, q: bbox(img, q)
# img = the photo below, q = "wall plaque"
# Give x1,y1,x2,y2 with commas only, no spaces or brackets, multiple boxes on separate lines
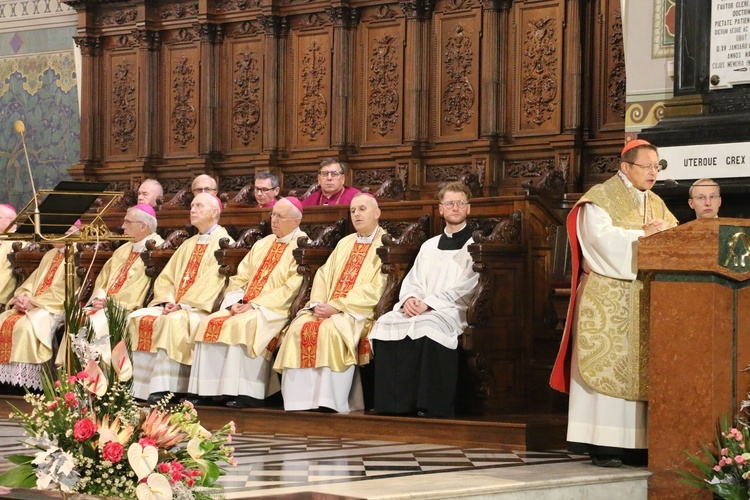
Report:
710,0,750,89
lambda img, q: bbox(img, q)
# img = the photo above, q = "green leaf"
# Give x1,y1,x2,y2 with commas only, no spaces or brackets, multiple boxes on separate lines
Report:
196,459,221,487
5,454,34,465
0,464,37,488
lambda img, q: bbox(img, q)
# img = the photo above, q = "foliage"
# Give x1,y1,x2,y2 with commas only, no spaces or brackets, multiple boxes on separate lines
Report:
0,299,236,499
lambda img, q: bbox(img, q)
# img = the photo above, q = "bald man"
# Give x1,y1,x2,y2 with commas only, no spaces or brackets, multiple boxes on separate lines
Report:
191,174,218,196
137,179,163,208
186,197,307,408
128,193,233,403
274,193,387,413
0,205,20,306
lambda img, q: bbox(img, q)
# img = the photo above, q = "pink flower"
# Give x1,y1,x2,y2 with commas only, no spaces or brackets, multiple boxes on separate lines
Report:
714,465,721,472
722,448,729,455
737,455,747,465
186,478,194,487
64,392,78,407
102,441,124,463
171,470,182,483
139,437,157,449
76,371,89,380
54,381,61,388
67,376,77,384
73,418,97,441
45,401,58,411
229,421,236,434
171,461,184,471
157,463,170,473
81,407,88,414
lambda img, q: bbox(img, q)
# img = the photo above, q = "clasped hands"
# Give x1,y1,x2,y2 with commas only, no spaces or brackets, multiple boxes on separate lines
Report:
10,295,36,314
403,297,429,318
643,219,669,237
313,303,339,320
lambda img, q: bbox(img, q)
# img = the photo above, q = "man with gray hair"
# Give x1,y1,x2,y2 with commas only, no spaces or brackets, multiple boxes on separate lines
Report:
688,178,721,219
254,171,281,209
137,179,163,208
128,193,233,403
191,174,218,196
84,204,164,362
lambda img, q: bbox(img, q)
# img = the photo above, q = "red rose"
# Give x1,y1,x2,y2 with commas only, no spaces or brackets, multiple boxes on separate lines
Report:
73,417,97,441
102,441,124,463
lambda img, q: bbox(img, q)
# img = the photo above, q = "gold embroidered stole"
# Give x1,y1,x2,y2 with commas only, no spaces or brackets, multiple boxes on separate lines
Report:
574,175,675,401
136,315,158,351
299,242,371,368
203,241,288,343
175,243,208,303
106,252,140,295
0,252,64,362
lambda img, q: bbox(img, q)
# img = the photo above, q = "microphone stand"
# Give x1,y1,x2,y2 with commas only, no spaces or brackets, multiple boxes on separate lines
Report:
14,121,40,238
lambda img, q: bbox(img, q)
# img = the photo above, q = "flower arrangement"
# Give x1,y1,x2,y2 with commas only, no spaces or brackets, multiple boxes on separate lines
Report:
0,301,236,499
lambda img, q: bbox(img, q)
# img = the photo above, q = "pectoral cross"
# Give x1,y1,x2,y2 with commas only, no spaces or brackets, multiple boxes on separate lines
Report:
182,274,193,286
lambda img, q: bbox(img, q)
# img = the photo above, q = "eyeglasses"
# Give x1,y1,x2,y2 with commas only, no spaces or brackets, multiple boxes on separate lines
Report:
122,219,145,225
269,212,298,220
318,171,343,178
628,162,663,172
441,200,468,209
254,187,277,193
193,187,217,193
692,194,721,202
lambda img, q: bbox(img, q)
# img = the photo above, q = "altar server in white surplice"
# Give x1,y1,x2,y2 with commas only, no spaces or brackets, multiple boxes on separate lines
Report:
369,181,479,418
274,193,387,414
0,223,80,389
84,204,163,364
128,193,232,403
185,197,307,408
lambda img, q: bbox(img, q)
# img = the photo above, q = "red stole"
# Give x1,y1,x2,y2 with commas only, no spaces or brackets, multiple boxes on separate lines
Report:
203,241,288,343
299,242,371,368
0,252,65,363
106,252,140,295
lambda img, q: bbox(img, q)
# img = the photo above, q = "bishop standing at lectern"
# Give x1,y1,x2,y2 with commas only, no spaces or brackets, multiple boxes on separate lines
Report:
550,139,678,468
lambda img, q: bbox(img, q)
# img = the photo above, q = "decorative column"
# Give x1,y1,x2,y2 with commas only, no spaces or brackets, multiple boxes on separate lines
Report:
562,0,582,133
135,29,160,162
327,6,359,151
73,35,102,174
197,23,222,159
260,15,284,154
479,0,509,140
400,0,433,147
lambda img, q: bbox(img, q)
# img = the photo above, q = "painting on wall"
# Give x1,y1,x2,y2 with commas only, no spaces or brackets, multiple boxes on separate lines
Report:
652,0,675,58
0,51,79,211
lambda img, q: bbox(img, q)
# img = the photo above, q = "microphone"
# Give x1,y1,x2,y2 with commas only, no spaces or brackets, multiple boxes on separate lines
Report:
15,120,40,236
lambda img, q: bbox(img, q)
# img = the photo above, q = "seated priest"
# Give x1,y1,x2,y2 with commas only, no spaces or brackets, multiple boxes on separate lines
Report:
254,171,281,209
0,204,21,307
369,181,479,418
185,197,306,408
274,193,387,413
0,222,80,390
301,158,361,207
84,204,163,363
128,193,232,403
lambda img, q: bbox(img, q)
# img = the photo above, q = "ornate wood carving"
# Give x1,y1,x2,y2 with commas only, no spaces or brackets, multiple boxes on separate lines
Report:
111,62,136,153
400,0,433,20
159,3,198,19
368,34,399,137
446,0,475,11
374,4,397,20
505,159,554,178
163,188,193,208
608,8,626,118
425,163,473,183
171,56,197,148
97,9,137,26
591,155,619,174
374,178,405,200
298,41,328,142
162,179,191,194
216,0,261,12
442,24,475,132
222,175,255,192
284,172,317,189
354,167,395,186
233,52,262,146
522,18,558,126
472,210,522,244
520,168,566,196
230,184,257,204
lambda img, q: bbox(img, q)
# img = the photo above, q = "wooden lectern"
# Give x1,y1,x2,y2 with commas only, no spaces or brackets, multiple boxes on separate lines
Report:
639,218,750,499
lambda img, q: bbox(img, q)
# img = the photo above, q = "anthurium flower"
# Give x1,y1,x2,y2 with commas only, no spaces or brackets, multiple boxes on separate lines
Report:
135,473,172,500
111,340,132,381
186,436,204,460
127,442,158,481
81,359,108,397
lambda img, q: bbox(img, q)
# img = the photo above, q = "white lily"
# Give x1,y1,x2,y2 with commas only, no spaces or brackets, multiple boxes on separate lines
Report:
135,473,173,500
127,442,158,481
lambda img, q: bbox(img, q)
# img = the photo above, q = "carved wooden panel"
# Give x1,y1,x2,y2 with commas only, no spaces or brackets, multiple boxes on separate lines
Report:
513,2,563,136
291,30,332,149
164,46,200,156
434,10,480,141
594,0,626,132
359,20,404,146
104,52,138,159
225,38,264,152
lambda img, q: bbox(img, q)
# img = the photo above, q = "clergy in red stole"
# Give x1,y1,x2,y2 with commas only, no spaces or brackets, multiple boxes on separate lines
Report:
549,140,678,468
128,194,233,403
0,223,79,389
274,193,387,413
84,204,163,365
186,197,307,408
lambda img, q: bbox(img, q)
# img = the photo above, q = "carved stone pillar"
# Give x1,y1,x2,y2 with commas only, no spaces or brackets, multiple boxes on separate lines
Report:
73,35,102,172
562,0,582,133
327,6,358,150
401,0,433,147
479,0,510,140
197,23,222,159
260,15,284,154
135,29,160,162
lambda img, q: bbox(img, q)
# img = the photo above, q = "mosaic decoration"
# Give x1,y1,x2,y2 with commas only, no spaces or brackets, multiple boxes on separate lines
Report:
652,0,675,58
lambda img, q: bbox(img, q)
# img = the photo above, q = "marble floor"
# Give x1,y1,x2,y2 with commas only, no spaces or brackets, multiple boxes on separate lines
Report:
0,419,650,499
